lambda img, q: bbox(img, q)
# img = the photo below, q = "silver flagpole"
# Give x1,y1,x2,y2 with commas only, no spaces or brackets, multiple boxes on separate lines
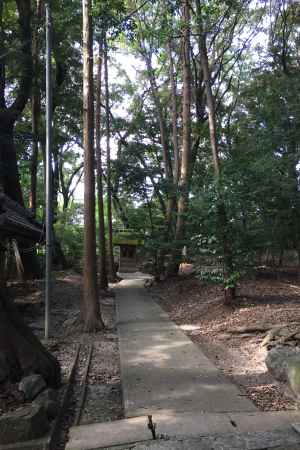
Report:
45,2,53,342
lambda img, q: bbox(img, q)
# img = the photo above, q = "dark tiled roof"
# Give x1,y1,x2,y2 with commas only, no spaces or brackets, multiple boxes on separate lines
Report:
0,194,44,242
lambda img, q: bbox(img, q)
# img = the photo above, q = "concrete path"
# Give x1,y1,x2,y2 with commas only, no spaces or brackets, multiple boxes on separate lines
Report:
116,276,256,418
66,276,300,450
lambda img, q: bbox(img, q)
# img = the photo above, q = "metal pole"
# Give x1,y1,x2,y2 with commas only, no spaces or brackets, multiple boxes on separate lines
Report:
45,3,53,342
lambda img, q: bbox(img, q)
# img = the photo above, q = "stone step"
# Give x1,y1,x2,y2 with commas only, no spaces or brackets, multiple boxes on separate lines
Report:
65,411,300,450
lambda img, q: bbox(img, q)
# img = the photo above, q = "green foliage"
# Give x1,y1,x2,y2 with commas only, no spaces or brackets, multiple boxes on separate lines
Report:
3,0,300,282
54,204,84,268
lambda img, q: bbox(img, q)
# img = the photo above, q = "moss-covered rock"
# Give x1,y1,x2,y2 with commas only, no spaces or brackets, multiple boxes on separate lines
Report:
265,347,300,382
287,358,300,401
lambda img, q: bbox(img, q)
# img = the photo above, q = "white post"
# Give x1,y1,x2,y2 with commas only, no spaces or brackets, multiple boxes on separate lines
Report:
45,2,53,342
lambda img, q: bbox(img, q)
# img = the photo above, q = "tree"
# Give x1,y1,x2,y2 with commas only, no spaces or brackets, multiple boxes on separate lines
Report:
0,0,42,278
196,0,235,303
29,0,43,216
173,0,192,270
0,0,31,205
95,37,108,290
82,0,104,331
104,35,117,281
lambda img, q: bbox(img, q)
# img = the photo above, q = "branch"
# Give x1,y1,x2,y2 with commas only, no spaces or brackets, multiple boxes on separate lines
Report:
9,0,33,120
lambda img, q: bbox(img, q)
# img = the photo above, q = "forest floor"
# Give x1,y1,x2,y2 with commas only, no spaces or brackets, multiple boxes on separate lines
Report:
0,272,123,423
150,265,300,412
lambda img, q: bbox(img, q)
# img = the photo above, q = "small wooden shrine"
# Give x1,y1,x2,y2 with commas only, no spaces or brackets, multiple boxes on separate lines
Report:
113,229,144,273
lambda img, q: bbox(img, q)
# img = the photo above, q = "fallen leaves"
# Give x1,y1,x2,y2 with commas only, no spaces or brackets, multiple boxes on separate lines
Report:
153,270,300,411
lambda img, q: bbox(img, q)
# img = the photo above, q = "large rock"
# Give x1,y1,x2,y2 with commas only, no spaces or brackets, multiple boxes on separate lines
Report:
34,388,59,420
0,404,50,445
287,358,300,401
19,374,46,400
265,347,300,382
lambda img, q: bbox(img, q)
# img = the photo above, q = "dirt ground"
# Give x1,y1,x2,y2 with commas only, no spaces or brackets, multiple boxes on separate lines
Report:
151,265,300,411
0,272,123,423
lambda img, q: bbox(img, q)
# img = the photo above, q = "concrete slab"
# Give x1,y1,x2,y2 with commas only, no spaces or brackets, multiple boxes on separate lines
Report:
228,411,300,433
65,411,300,450
205,429,300,450
131,429,300,450
129,439,212,450
115,278,256,418
65,416,152,450
153,410,300,438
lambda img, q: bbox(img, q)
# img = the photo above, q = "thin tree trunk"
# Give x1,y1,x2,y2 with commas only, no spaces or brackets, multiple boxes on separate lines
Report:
112,193,130,228
164,29,180,276
104,37,117,281
30,97,39,214
82,0,103,331
142,51,173,182
167,37,180,188
96,38,108,290
51,147,68,269
198,34,220,177
163,35,179,259
138,31,176,273
52,147,59,222
172,0,192,273
197,1,234,304
146,53,175,238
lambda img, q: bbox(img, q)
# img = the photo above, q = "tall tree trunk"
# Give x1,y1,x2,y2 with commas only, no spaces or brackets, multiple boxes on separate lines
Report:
172,0,192,274
104,37,117,281
82,0,103,331
96,38,108,290
197,1,234,304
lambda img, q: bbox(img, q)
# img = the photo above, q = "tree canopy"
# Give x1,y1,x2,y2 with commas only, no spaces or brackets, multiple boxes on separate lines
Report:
0,0,299,301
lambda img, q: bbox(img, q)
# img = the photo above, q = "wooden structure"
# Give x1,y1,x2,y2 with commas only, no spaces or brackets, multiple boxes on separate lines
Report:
0,193,44,281
0,193,44,242
113,229,144,273
0,194,44,242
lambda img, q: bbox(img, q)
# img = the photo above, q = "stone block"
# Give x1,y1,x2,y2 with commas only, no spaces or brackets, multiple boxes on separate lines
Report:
0,404,50,445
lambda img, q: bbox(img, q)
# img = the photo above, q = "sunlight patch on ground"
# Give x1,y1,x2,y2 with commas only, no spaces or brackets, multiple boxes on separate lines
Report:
288,284,300,293
180,324,201,331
